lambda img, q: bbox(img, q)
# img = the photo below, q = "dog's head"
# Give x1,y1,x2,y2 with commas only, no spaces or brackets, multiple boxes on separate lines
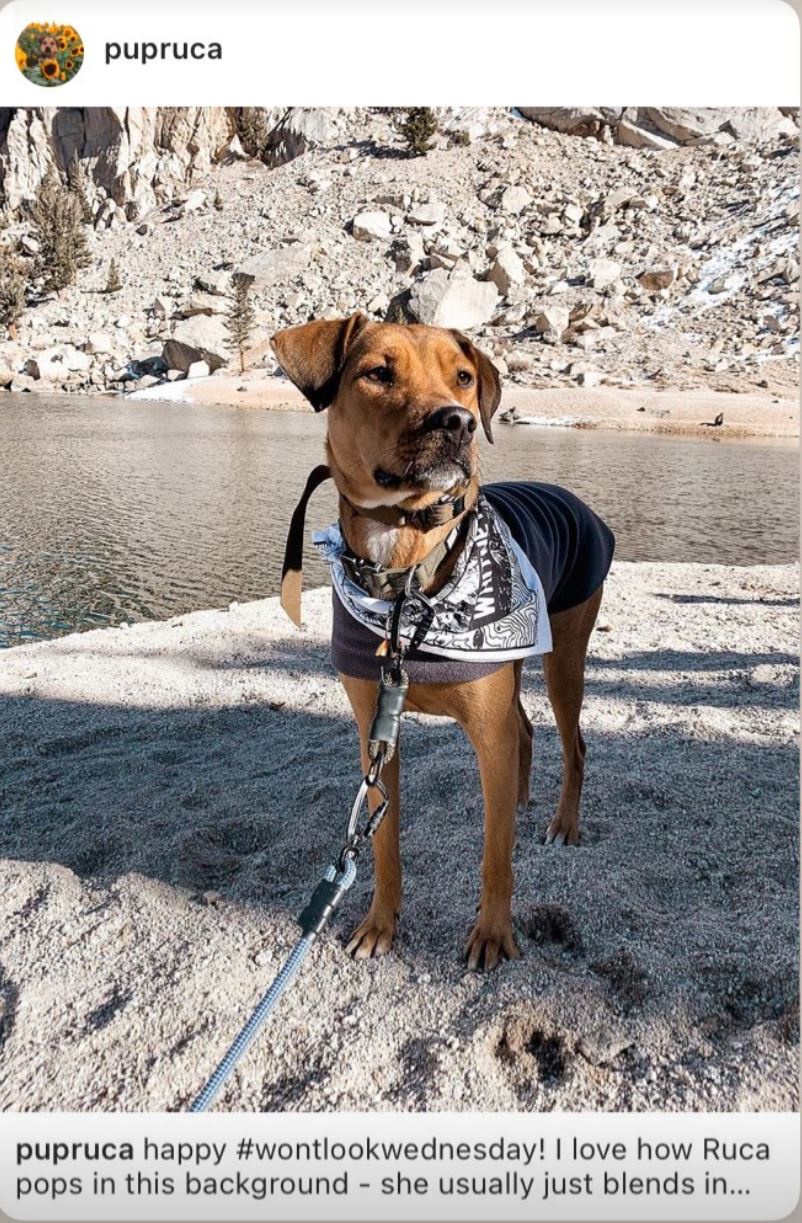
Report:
271,315,501,507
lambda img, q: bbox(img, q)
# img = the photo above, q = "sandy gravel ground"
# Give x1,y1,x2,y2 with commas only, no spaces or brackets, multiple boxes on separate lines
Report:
130,374,800,440
0,562,798,1113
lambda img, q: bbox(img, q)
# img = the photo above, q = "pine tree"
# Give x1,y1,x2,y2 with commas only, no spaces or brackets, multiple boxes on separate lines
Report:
28,169,90,294
105,258,122,293
0,252,26,337
68,151,94,224
236,108,272,162
395,108,438,157
225,273,255,373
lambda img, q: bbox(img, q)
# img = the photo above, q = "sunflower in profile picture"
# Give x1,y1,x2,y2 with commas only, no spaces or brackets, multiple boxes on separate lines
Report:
15,22,84,86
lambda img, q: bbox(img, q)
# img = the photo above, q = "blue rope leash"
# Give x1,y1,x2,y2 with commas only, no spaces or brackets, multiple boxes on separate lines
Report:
187,612,408,1113
188,857,357,1113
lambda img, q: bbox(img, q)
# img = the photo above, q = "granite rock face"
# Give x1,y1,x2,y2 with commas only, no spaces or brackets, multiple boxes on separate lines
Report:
518,106,798,148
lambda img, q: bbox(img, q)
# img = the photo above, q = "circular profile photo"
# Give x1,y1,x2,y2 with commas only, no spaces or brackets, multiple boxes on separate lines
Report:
15,22,84,86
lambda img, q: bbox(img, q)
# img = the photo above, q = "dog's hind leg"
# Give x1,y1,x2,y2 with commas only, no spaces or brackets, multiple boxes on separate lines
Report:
542,584,603,847
340,674,402,959
513,659,533,813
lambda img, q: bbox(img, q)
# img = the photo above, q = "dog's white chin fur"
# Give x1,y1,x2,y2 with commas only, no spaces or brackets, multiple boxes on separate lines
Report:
358,465,466,510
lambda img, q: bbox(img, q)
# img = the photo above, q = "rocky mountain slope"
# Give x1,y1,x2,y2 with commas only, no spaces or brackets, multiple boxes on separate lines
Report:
0,106,798,402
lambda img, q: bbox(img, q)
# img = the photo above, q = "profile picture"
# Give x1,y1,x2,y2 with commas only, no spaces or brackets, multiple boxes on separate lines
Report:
14,21,84,86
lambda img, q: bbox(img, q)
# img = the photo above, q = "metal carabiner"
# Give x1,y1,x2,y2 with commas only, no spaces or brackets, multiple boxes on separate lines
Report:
345,770,389,847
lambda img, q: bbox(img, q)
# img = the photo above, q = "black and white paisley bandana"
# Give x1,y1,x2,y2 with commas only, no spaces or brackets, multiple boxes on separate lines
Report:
314,493,552,662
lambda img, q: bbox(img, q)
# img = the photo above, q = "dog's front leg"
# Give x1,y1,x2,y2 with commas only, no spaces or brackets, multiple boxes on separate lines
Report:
459,676,522,971
340,674,401,959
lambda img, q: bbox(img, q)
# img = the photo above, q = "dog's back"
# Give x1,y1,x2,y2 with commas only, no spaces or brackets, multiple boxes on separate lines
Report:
483,481,614,615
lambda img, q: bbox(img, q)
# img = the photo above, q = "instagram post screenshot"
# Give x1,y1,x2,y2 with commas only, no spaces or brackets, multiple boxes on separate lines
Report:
0,0,799,1220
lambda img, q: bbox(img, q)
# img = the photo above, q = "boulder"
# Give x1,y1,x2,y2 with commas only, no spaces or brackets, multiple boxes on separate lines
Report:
236,244,312,289
588,258,621,290
132,354,168,378
24,345,92,380
175,292,227,318
351,210,392,242
172,313,228,354
519,105,798,147
0,366,13,388
708,275,737,295
539,214,563,235
408,269,499,329
517,107,622,136
10,372,38,392
499,185,532,214
163,315,227,373
616,120,676,151
367,291,390,315
240,334,276,370
264,108,334,169
85,331,115,355
186,360,211,379
644,106,796,145
638,266,677,292
300,170,330,194
178,188,206,214
489,247,526,295
407,201,445,226
195,271,232,296
393,233,425,273
151,295,171,318
533,306,570,338
604,187,640,214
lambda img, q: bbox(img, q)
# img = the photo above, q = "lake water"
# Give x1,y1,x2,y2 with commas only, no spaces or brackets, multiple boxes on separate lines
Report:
0,394,798,647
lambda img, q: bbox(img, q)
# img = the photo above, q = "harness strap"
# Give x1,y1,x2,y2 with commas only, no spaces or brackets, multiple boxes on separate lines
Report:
281,464,333,626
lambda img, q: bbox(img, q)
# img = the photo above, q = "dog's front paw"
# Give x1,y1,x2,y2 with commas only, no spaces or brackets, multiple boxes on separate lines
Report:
545,813,580,846
465,915,520,972
346,907,397,960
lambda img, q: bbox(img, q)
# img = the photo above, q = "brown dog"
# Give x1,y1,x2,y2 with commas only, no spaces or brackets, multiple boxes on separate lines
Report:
271,315,606,970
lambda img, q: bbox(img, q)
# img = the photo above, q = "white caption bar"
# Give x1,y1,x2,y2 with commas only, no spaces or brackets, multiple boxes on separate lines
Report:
0,1112,798,1221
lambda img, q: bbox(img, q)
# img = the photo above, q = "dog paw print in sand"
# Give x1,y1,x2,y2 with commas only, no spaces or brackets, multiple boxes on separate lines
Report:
0,968,19,1049
495,1010,570,1099
521,904,584,960
590,947,649,1013
389,1035,448,1107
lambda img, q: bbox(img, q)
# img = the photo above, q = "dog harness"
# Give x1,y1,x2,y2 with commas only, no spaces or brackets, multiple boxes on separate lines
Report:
282,472,615,685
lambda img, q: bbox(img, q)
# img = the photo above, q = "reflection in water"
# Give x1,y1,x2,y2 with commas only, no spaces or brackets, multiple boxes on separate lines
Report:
0,395,798,647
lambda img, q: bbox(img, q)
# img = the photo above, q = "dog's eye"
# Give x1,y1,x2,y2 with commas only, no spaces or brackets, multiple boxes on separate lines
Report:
363,366,393,385
457,369,474,387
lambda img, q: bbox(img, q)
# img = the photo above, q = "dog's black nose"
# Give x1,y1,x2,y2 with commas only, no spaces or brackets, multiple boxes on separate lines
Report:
424,406,477,443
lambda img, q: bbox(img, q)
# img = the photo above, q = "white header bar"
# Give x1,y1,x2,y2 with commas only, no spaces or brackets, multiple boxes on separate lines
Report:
0,0,798,107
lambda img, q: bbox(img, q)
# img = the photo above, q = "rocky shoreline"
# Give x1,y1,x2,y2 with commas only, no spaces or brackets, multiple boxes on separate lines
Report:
128,372,799,440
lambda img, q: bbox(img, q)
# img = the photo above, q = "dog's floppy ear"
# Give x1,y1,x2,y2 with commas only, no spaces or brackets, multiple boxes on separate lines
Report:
270,313,369,411
451,331,502,443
